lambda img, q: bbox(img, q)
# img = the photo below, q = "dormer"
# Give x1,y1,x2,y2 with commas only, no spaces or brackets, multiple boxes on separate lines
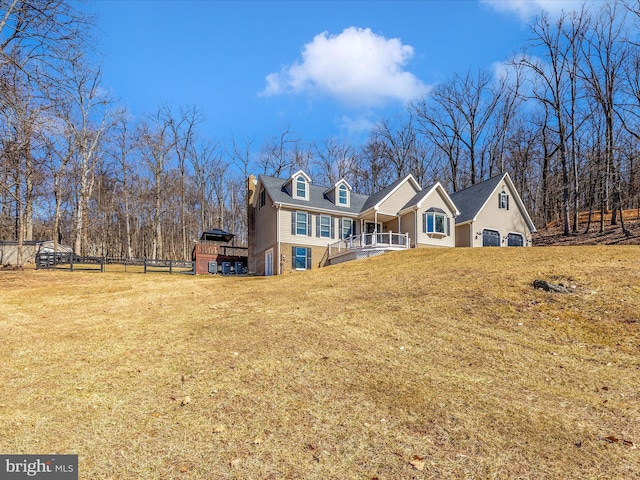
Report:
324,179,352,207
284,170,312,201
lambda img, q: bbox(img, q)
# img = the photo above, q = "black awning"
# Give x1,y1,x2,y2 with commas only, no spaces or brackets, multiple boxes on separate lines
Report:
200,229,235,243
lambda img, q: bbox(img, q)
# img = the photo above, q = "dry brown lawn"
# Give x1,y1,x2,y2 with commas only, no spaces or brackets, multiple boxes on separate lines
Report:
1,246,639,479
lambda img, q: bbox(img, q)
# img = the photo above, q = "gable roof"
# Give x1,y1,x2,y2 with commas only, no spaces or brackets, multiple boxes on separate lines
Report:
258,175,368,215
400,181,460,216
450,172,536,232
323,178,352,196
360,175,421,213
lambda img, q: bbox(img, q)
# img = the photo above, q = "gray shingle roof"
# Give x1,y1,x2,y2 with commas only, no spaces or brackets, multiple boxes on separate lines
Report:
449,174,505,224
259,175,368,215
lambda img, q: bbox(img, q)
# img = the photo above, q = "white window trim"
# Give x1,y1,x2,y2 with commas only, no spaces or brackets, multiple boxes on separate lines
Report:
295,211,308,236
293,246,310,270
424,211,448,237
294,176,309,200
319,214,331,238
499,190,509,209
337,184,349,207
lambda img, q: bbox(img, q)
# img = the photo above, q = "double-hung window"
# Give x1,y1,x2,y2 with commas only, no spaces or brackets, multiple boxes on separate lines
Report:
338,184,348,206
297,211,308,236
292,246,311,270
317,215,332,239
292,211,311,236
296,176,307,198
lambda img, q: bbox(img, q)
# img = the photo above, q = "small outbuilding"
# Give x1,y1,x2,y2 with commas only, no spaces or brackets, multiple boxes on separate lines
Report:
192,229,248,275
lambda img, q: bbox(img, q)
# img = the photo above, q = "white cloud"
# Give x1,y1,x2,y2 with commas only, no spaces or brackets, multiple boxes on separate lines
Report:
260,27,429,107
481,0,595,21
337,114,376,137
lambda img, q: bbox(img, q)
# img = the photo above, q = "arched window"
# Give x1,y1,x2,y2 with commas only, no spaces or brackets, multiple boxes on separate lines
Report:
499,190,509,209
295,176,307,199
338,184,348,205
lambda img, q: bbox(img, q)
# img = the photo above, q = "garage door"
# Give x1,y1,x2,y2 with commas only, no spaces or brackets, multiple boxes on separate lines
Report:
482,229,501,247
507,233,524,246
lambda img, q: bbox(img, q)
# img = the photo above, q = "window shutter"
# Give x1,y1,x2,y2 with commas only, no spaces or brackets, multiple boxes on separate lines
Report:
352,220,356,236
446,217,450,236
422,213,427,233
307,214,312,236
292,247,296,269
506,195,510,210
499,194,501,208
306,248,312,270
291,211,296,235
316,215,320,238
338,218,343,237
331,217,335,239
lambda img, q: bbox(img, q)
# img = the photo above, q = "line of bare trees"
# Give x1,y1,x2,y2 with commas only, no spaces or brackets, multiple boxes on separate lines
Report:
2,1,640,264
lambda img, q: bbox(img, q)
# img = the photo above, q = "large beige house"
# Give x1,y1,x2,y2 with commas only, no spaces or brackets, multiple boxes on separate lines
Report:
247,170,536,275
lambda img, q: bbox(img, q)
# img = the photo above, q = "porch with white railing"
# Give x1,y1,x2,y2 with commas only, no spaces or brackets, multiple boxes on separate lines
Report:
327,232,410,263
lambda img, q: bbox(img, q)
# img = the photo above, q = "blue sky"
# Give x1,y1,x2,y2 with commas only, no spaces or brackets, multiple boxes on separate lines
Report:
80,0,585,146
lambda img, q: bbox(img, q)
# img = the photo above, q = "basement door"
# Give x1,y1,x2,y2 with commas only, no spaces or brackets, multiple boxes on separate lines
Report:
265,249,273,276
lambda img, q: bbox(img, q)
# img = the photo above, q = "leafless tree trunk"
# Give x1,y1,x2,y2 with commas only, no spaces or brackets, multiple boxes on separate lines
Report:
136,106,177,259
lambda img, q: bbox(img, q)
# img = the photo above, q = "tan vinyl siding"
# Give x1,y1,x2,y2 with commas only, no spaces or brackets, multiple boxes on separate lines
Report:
455,223,472,247
378,181,420,215
471,181,533,247
385,217,399,232
415,189,456,247
254,196,278,254
254,244,276,276
399,211,417,247
279,208,350,247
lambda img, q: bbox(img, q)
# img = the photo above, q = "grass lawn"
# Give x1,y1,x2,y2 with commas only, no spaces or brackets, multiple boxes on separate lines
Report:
1,246,639,479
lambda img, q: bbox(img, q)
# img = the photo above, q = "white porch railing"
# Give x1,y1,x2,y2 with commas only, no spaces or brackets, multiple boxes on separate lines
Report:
328,232,410,258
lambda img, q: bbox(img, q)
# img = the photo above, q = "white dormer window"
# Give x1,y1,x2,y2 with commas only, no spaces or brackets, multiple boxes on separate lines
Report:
338,184,348,205
290,171,312,200
296,176,306,198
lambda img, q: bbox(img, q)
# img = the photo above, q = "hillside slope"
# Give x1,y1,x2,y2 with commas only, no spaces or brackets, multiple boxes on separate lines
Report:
1,247,639,479
534,209,640,246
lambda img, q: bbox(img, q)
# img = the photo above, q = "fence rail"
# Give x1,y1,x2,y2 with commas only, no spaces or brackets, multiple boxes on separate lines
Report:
35,252,195,274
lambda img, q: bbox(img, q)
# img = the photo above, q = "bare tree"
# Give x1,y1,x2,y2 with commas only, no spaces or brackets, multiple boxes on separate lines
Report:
169,105,204,260
581,2,630,232
258,125,301,177
136,105,177,259
520,10,586,235
226,131,255,179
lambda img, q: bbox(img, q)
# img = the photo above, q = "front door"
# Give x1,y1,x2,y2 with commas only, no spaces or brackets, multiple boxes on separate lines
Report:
265,249,273,276
365,222,381,245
